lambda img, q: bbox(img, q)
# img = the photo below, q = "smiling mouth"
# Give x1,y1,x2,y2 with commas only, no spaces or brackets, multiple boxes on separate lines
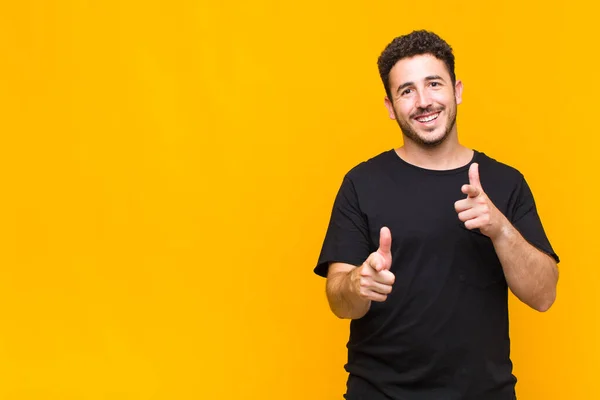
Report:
415,112,440,123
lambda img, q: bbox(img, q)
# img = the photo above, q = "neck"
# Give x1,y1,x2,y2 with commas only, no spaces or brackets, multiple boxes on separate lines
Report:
396,133,473,171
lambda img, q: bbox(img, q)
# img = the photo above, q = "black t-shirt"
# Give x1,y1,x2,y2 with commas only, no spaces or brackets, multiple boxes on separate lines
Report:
315,149,559,400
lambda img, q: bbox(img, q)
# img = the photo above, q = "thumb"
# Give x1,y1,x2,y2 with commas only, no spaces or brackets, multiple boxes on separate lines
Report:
469,163,482,190
378,226,392,256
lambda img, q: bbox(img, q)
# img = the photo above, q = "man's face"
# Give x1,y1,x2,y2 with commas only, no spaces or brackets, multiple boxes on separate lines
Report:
384,54,463,147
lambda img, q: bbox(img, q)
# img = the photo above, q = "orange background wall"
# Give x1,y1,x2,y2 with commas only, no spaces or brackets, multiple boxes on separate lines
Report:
0,1,597,399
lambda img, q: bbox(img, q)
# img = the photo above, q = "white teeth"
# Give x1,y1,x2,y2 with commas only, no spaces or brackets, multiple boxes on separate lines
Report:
417,113,439,122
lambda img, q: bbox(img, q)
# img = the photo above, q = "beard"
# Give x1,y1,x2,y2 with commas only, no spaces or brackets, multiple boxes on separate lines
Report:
395,103,457,148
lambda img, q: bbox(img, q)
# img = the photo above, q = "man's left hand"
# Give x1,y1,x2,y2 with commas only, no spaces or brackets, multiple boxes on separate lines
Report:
454,163,508,240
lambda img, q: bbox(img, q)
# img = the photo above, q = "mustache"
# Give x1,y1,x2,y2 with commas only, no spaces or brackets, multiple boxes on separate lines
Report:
411,107,444,119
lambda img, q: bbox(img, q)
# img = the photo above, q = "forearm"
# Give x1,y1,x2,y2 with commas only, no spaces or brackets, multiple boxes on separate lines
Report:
326,268,371,320
492,220,559,312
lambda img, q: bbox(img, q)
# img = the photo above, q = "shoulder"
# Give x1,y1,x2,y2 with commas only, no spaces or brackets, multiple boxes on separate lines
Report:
476,151,524,183
344,149,396,182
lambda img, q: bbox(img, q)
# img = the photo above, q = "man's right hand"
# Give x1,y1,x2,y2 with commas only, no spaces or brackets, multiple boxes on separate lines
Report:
350,226,395,302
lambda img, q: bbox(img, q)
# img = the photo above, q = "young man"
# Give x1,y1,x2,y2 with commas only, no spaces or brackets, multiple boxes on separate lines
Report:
314,30,559,400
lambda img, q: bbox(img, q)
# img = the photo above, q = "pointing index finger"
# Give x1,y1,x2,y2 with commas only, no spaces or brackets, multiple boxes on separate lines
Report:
462,184,481,198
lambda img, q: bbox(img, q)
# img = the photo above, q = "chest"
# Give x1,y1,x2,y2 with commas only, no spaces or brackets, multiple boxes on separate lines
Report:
361,176,468,248
357,171,508,288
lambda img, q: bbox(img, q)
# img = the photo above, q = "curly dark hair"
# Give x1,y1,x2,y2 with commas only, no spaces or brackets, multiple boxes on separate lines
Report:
377,30,456,100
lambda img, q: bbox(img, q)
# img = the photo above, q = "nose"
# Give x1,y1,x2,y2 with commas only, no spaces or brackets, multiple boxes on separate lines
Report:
415,90,433,109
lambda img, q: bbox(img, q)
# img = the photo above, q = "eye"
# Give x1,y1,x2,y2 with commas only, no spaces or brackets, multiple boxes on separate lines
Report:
430,81,441,87
401,88,412,96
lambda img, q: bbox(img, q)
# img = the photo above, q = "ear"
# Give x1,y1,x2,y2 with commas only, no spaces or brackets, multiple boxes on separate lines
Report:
454,80,463,105
384,97,396,120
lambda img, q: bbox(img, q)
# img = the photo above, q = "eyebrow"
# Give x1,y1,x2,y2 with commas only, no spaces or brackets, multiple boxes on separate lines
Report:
396,75,446,94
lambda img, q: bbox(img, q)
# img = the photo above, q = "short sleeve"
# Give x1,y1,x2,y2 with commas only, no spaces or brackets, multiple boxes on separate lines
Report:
511,177,560,263
313,176,372,277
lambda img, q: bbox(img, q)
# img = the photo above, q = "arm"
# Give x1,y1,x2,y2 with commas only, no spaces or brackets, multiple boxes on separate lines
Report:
326,262,371,319
325,227,395,319
491,220,558,312
455,163,559,312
